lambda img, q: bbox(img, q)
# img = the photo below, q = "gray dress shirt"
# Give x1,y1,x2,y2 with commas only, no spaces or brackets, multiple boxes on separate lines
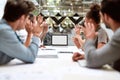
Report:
84,27,120,71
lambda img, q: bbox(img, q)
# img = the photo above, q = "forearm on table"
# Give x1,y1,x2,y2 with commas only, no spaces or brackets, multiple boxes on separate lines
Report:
84,38,120,68
84,39,101,68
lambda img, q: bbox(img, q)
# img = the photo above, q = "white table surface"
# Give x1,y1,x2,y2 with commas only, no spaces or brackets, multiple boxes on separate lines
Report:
0,46,119,80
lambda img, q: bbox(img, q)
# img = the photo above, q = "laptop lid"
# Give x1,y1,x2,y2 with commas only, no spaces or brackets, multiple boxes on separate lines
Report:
51,34,68,46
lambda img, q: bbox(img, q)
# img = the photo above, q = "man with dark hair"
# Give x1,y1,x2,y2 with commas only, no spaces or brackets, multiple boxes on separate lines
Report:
82,0,120,71
0,0,48,64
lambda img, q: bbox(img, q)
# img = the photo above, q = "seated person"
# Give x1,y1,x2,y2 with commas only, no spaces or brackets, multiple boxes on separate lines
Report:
83,0,120,71
0,0,48,64
72,4,109,61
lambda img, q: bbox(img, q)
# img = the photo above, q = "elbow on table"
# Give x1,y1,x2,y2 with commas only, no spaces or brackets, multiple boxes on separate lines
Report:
24,57,36,63
25,51,38,63
86,61,102,68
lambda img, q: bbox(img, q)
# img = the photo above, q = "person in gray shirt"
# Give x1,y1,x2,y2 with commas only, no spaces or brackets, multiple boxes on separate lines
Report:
83,0,120,71
0,0,48,64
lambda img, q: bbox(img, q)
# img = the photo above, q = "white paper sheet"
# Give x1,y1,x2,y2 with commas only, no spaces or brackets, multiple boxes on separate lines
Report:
38,47,58,58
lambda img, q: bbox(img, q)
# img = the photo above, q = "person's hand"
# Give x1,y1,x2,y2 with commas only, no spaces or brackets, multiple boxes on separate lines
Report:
24,19,33,47
25,19,33,34
72,52,84,61
72,35,85,49
72,36,81,49
39,45,46,48
39,21,48,41
32,16,43,37
82,22,98,40
40,21,48,34
37,15,43,25
74,24,81,35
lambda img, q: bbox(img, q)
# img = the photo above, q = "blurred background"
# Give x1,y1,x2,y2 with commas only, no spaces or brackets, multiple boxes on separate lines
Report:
18,0,113,46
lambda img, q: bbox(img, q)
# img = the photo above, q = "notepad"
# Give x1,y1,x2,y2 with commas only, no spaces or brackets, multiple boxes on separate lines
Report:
58,51,73,54
41,48,56,50
37,48,58,58
37,55,58,58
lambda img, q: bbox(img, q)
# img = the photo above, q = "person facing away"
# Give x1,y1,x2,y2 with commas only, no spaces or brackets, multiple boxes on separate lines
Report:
0,0,48,64
72,4,109,61
82,0,120,71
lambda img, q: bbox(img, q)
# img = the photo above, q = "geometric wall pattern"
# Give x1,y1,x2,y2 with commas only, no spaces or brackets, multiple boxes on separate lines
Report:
40,13,83,25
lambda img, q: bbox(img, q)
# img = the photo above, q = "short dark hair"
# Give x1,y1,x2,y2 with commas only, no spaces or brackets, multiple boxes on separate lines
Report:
86,4,100,24
3,0,35,22
101,0,120,22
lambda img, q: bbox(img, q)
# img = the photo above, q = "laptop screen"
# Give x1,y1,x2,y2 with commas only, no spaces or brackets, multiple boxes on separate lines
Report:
51,34,68,46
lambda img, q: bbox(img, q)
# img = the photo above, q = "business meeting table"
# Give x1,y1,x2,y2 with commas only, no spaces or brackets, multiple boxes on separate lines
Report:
0,46,119,80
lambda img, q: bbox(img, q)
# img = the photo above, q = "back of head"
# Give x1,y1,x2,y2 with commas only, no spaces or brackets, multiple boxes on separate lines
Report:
101,0,120,23
3,0,35,22
86,4,100,24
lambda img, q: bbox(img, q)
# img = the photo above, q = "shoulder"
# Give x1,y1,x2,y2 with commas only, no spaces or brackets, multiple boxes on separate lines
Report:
110,28,120,46
0,20,16,39
97,27,108,37
0,19,12,30
113,28,120,38
97,27,109,43
98,27,107,34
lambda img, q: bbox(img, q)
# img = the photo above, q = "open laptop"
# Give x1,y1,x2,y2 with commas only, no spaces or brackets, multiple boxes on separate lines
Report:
51,34,75,53
51,34,68,46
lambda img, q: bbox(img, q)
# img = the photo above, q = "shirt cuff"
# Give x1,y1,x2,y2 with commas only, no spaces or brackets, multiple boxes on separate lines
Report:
32,36,41,47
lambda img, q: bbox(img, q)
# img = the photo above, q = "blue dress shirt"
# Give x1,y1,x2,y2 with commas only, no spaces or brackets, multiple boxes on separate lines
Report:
0,19,40,64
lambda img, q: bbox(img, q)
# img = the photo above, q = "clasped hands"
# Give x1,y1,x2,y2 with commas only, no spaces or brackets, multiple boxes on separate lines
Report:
25,15,48,38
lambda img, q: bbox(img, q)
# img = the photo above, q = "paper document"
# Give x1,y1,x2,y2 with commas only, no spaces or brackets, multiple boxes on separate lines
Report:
38,48,58,58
